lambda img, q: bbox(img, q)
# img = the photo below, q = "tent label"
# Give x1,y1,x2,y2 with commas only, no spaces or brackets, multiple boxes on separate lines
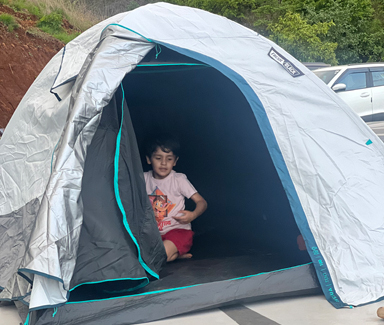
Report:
268,48,304,78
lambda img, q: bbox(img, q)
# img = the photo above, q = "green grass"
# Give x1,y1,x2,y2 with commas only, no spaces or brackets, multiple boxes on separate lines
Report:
51,30,80,43
1,0,42,17
1,0,99,43
0,13,19,31
38,25,80,42
37,11,80,43
37,11,63,31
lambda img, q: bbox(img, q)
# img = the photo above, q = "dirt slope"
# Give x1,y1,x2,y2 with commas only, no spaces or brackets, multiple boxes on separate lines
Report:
0,5,64,128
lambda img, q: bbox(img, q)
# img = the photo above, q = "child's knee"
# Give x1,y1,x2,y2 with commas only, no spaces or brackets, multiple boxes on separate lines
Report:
163,239,178,262
166,252,179,262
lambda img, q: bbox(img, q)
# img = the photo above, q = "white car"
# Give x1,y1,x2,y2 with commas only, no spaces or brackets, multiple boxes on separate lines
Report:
314,63,384,121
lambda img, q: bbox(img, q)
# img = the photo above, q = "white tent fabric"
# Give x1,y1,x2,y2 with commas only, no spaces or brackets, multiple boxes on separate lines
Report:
1,2,384,310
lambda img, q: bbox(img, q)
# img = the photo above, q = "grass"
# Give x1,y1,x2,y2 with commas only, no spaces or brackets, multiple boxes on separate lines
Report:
8,0,42,17
28,0,99,31
37,11,82,43
26,26,54,40
0,0,100,43
39,25,80,43
0,13,19,31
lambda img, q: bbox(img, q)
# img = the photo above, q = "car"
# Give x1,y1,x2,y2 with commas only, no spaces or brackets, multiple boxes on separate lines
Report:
303,62,331,71
313,63,384,121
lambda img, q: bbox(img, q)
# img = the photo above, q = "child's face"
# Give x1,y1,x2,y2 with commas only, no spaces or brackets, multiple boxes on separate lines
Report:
146,147,178,179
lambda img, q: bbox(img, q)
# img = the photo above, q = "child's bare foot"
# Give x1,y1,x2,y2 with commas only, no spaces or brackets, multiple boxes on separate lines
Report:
178,253,192,259
377,307,384,319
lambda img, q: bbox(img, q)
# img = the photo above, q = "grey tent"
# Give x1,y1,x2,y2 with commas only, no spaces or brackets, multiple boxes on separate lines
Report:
1,3,384,324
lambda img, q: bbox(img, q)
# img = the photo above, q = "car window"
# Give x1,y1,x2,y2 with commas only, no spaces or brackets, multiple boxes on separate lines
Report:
372,71,384,87
337,72,367,91
313,69,341,84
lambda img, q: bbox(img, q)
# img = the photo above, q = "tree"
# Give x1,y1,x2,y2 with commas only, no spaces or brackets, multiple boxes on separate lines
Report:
297,0,384,63
269,11,337,64
170,0,257,27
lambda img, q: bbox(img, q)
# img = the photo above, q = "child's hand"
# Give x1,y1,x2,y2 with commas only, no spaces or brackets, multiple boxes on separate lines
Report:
172,210,195,224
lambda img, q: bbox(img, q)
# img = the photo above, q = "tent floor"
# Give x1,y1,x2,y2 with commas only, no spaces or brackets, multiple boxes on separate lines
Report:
40,250,319,325
69,235,312,302
144,251,292,292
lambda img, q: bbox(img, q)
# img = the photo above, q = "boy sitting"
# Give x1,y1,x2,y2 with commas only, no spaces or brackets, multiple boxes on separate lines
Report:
144,134,207,262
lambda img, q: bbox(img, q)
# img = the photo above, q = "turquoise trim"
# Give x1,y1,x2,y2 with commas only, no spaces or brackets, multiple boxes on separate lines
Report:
52,307,58,317
66,262,312,304
101,24,153,43
366,139,373,145
155,44,162,59
137,63,209,67
24,313,30,325
113,83,159,280
70,277,148,292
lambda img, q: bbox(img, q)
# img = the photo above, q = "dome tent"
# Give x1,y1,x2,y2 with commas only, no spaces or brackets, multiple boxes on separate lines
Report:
1,2,384,324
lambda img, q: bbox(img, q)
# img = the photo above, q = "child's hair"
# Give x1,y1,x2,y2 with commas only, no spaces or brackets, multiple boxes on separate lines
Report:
145,133,180,158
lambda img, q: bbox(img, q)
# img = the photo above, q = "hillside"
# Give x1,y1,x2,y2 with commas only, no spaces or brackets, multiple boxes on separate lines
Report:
0,4,64,128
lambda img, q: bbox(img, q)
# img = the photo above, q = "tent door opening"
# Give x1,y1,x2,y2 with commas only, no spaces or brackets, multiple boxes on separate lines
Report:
69,47,315,303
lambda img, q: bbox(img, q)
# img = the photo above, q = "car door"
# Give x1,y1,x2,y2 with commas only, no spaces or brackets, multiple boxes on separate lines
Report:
369,67,384,121
333,68,372,121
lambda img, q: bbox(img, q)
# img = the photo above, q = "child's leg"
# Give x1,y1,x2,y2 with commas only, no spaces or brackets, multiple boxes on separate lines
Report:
163,240,192,261
162,229,194,262
163,240,179,262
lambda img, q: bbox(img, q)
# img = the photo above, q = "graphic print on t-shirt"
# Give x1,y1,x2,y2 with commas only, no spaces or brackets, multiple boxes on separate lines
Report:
148,187,176,231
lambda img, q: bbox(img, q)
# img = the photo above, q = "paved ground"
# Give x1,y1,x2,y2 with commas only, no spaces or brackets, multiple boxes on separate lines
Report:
2,121,384,325
2,294,384,325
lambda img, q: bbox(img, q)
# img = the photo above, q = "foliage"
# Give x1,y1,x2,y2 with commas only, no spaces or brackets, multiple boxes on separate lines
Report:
170,0,257,26
1,0,43,17
37,11,63,32
269,11,337,64
127,0,139,11
252,0,294,36
0,13,19,31
36,10,81,43
0,0,91,43
294,0,384,63
49,30,80,43
26,0,98,31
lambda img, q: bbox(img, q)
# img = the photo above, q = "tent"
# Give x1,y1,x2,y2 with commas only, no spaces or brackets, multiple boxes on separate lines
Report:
1,2,384,324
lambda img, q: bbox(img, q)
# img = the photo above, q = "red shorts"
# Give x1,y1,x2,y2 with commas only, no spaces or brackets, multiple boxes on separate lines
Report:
161,229,194,256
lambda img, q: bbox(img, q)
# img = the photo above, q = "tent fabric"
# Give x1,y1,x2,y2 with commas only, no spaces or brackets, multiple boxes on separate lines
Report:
34,263,319,325
70,88,165,291
0,1,384,321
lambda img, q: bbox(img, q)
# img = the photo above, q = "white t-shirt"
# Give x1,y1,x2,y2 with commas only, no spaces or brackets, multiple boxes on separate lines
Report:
144,170,197,235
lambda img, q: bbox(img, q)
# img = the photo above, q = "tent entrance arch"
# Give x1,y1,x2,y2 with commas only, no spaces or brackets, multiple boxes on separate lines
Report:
67,46,318,312
125,46,311,264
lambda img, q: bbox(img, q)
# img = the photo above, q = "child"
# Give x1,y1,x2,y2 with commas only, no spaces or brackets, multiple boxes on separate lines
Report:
144,134,207,262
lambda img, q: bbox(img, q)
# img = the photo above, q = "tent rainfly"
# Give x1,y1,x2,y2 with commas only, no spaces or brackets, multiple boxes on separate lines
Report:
1,3,384,324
